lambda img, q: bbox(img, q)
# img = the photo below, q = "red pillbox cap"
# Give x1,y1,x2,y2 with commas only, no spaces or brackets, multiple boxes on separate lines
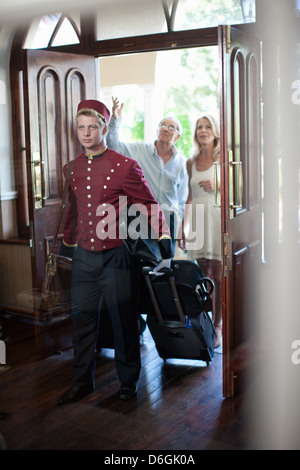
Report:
77,99,110,124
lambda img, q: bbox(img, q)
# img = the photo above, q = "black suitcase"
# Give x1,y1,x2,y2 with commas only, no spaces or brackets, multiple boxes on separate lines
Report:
142,260,215,364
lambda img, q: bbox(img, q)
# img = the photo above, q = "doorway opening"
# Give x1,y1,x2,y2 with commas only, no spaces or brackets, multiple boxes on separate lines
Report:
98,46,219,160
98,45,223,359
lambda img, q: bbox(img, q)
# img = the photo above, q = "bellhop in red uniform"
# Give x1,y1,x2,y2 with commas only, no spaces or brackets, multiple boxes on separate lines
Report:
57,99,172,405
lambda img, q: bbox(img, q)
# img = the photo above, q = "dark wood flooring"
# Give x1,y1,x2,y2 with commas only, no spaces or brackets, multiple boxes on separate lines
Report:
0,315,256,451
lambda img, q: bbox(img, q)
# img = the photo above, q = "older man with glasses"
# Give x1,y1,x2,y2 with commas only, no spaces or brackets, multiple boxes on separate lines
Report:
107,97,188,246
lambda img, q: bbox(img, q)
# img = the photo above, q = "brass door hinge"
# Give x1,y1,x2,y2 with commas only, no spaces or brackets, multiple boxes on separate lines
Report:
231,370,237,396
222,233,232,277
29,220,35,256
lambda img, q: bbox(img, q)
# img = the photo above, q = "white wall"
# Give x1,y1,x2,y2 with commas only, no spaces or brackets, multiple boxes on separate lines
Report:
253,0,300,450
0,26,15,197
0,25,18,237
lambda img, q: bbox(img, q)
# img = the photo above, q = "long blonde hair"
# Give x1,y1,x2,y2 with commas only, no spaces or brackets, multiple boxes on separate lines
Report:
193,114,220,162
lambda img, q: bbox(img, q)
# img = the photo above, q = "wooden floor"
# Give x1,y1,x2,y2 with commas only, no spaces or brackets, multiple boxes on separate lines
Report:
0,314,256,451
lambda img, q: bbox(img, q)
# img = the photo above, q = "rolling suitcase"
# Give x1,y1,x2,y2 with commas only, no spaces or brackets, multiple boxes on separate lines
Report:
143,260,215,364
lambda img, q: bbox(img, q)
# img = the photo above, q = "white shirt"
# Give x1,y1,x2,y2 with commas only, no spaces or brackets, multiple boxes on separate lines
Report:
107,117,188,227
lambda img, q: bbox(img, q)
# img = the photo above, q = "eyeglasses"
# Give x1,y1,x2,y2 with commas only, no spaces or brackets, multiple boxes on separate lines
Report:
159,123,179,133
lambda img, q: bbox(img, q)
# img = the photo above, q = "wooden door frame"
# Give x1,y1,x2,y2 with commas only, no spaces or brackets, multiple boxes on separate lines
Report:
10,49,32,239
10,20,260,397
218,25,231,398
219,24,262,398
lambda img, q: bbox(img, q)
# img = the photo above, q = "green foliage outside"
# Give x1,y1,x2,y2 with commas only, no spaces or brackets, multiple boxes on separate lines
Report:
121,0,247,158
130,110,145,142
128,45,220,159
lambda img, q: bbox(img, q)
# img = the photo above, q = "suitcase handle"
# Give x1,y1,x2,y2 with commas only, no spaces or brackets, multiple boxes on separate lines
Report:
196,277,214,300
142,266,173,277
142,267,186,325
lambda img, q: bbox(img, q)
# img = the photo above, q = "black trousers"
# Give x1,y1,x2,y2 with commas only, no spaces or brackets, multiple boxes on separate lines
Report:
71,244,141,387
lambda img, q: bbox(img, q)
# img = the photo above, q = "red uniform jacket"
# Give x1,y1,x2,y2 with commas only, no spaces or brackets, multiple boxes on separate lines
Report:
62,148,171,252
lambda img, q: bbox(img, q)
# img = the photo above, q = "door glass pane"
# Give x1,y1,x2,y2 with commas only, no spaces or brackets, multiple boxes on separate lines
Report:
96,0,256,40
231,50,246,215
51,16,80,47
96,0,167,40
38,69,61,202
248,54,259,208
23,13,80,49
174,0,256,31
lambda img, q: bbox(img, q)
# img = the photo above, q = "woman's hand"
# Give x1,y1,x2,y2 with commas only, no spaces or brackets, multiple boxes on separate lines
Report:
199,179,214,192
178,232,186,251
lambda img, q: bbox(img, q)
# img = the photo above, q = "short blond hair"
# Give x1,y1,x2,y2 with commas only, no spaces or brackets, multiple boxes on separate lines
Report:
76,108,106,128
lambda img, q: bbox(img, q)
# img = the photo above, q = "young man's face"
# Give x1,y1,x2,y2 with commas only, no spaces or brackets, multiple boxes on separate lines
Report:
76,114,107,153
